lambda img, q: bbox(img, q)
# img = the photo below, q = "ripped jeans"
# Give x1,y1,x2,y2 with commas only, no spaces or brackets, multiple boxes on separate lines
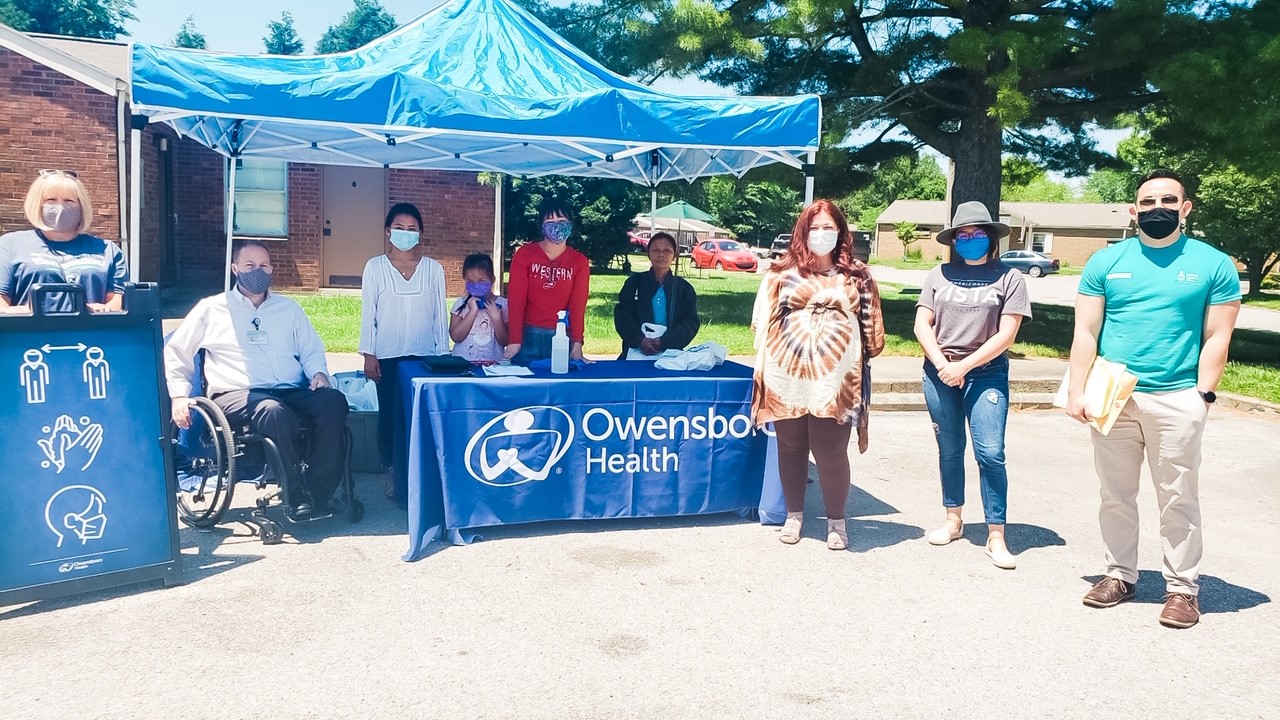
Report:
922,355,1010,525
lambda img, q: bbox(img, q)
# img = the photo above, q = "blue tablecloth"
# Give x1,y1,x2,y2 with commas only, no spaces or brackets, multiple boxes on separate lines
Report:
398,360,785,559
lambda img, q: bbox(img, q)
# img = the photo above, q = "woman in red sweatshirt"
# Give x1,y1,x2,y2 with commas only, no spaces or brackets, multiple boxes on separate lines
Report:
503,202,591,364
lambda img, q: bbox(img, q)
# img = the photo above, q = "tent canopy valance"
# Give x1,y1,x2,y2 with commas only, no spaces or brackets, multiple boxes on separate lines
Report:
129,0,821,185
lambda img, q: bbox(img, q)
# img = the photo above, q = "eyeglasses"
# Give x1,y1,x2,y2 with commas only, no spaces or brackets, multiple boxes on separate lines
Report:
38,169,79,179
1137,194,1181,208
955,230,989,241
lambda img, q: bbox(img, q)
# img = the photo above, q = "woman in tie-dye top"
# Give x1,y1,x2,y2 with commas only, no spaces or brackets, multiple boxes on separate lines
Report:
751,200,884,551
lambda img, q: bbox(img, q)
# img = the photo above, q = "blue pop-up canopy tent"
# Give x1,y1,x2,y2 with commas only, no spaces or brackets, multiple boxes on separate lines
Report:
127,0,821,284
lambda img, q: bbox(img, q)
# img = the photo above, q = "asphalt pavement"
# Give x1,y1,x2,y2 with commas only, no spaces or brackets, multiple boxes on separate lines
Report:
2,406,1278,719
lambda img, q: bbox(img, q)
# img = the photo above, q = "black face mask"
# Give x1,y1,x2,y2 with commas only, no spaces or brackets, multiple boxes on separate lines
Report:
1137,207,1181,240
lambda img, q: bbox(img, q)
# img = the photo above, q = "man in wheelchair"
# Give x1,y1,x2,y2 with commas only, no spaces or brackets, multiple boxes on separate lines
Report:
165,241,348,519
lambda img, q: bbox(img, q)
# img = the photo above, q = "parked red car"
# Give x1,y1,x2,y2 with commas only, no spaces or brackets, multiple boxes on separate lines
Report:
690,239,758,272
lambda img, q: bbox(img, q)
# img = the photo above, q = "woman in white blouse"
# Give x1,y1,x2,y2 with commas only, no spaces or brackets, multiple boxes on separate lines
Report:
359,202,448,499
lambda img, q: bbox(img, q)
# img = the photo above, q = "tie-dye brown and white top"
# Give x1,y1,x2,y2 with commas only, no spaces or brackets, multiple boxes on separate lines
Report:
750,264,885,452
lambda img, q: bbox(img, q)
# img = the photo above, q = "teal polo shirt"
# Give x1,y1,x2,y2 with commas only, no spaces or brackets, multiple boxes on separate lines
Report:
1079,235,1240,392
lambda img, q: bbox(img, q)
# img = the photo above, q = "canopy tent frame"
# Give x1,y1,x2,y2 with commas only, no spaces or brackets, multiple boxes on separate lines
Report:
126,0,821,288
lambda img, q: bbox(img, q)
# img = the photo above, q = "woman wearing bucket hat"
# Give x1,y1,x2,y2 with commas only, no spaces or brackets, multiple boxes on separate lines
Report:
751,199,885,551
914,201,1031,569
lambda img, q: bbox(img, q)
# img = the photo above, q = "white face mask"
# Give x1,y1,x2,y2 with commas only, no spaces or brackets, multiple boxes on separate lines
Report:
808,229,838,256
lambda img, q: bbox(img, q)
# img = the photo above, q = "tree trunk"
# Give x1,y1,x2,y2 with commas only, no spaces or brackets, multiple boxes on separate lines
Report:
948,110,1004,220
1246,260,1263,299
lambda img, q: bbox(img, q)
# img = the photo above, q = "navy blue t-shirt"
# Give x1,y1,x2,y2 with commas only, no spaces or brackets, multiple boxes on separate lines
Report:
0,230,127,312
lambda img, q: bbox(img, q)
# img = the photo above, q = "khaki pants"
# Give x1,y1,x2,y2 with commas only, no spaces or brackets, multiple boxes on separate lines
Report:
1091,388,1208,595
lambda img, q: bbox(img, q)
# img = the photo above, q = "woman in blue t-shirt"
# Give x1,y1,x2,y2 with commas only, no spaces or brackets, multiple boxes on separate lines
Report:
0,170,126,314
913,202,1032,570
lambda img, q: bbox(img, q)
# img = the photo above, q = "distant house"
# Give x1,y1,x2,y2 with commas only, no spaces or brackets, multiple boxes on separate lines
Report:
0,28,495,293
874,200,1134,267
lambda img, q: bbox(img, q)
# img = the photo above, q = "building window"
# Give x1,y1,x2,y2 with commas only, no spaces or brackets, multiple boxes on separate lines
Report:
1031,231,1053,254
228,158,288,237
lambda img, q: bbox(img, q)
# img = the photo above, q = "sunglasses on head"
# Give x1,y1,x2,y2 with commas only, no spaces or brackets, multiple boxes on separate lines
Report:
39,169,79,179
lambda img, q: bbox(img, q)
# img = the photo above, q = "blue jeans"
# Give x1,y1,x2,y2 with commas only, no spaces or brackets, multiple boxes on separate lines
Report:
511,325,555,365
921,355,1010,525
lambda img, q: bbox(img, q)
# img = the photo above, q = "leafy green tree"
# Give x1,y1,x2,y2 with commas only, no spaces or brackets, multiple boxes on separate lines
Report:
704,177,800,248
316,0,397,53
173,15,206,49
1000,159,1078,202
501,175,644,269
1082,168,1135,204
1150,0,1280,174
895,222,921,260
836,154,945,231
525,1,1213,215
1195,167,1280,297
264,11,304,55
0,0,135,38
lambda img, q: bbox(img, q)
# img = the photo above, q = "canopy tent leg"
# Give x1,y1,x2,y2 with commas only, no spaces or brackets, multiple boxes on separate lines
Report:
649,188,657,234
224,158,238,291
803,151,816,207
493,174,505,293
128,127,143,283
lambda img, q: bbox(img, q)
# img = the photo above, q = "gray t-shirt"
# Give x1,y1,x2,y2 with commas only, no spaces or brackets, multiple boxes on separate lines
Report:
916,261,1032,359
0,230,127,312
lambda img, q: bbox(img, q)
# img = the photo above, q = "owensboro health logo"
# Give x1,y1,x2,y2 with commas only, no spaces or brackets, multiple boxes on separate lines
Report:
465,404,762,484
465,406,574,486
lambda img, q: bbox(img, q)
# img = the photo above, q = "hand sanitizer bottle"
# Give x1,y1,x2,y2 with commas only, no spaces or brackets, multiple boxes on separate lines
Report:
551,310,570,374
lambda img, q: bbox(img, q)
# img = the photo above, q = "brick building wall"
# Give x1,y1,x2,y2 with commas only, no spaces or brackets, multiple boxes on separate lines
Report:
0,47,122,244
1006,227,1127,268
388,169,495,298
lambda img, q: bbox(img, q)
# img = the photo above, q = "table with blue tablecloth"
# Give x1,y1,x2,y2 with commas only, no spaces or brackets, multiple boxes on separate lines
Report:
397,360,785,560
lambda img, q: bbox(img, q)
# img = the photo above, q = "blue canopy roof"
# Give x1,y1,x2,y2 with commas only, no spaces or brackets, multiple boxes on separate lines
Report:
129,0,820,184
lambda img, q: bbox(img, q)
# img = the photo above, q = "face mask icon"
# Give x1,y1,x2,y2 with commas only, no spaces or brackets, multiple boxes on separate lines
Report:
45,485,108,548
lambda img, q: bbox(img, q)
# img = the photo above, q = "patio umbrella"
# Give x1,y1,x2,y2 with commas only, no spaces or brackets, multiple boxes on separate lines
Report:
648,201,717,249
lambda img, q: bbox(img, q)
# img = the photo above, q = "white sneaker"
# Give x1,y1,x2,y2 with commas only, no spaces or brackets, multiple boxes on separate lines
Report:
985,538,1017,570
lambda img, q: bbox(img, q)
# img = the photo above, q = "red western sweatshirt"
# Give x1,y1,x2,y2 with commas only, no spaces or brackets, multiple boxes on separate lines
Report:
506,242,590,344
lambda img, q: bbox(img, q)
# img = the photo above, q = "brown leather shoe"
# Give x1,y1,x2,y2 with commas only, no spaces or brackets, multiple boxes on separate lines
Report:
1082,577,1136,608
1159,593,1200,628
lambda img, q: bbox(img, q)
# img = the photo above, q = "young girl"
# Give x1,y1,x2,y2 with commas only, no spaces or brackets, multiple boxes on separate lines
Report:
451,253,509,362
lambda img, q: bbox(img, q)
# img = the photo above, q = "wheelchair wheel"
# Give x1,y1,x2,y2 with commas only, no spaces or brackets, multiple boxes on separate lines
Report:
259,519,284,545
173,397,237,529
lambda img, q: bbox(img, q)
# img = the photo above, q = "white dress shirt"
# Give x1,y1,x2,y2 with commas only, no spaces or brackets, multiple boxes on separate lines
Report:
358,254,449,359
165,289,330,398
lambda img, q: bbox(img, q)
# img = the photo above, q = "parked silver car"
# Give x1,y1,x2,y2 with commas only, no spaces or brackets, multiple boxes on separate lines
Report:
1000,250,1060,277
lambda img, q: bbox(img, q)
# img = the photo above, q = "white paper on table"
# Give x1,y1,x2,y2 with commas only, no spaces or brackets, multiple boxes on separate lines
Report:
482,364,535,377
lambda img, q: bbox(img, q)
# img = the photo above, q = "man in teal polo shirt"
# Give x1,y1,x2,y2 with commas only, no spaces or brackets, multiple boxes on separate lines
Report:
1067,168,1241,629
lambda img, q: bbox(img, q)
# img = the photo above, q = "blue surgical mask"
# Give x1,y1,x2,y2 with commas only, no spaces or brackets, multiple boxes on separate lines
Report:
389,228,420,251
542,220,572,244
953,236,990,261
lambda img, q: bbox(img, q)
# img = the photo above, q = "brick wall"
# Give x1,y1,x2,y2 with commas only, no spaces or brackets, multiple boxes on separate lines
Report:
388,169,495,297
874,223,946,261
0,47,122,244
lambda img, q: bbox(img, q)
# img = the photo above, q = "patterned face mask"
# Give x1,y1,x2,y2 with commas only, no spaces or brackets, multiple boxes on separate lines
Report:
465,280,492,297
236,267,273,295
542,220,572,244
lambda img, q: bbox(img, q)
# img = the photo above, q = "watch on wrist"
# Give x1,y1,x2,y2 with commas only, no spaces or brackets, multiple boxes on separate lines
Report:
1198,390,1217,404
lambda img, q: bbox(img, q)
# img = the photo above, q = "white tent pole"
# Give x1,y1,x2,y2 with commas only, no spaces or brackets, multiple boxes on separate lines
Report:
803,151,816,207
493,174,505,293
224,158,238,291
649,188,657,234
128,126,143,283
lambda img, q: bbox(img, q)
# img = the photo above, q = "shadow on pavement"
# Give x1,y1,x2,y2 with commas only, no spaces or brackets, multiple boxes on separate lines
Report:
951,522,1066,554
0,550,262,620
1082,570,1271,615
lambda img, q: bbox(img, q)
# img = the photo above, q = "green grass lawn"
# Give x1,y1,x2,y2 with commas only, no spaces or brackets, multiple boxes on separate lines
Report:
1242,291,1280,311
286,266,1280,404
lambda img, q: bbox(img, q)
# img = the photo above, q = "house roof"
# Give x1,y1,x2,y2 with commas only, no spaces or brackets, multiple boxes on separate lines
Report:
0,26,125,95
32,34,130,83
876,200,1133,230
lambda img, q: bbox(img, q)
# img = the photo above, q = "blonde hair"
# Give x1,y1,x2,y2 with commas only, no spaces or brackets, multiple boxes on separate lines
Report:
24,173,94,234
